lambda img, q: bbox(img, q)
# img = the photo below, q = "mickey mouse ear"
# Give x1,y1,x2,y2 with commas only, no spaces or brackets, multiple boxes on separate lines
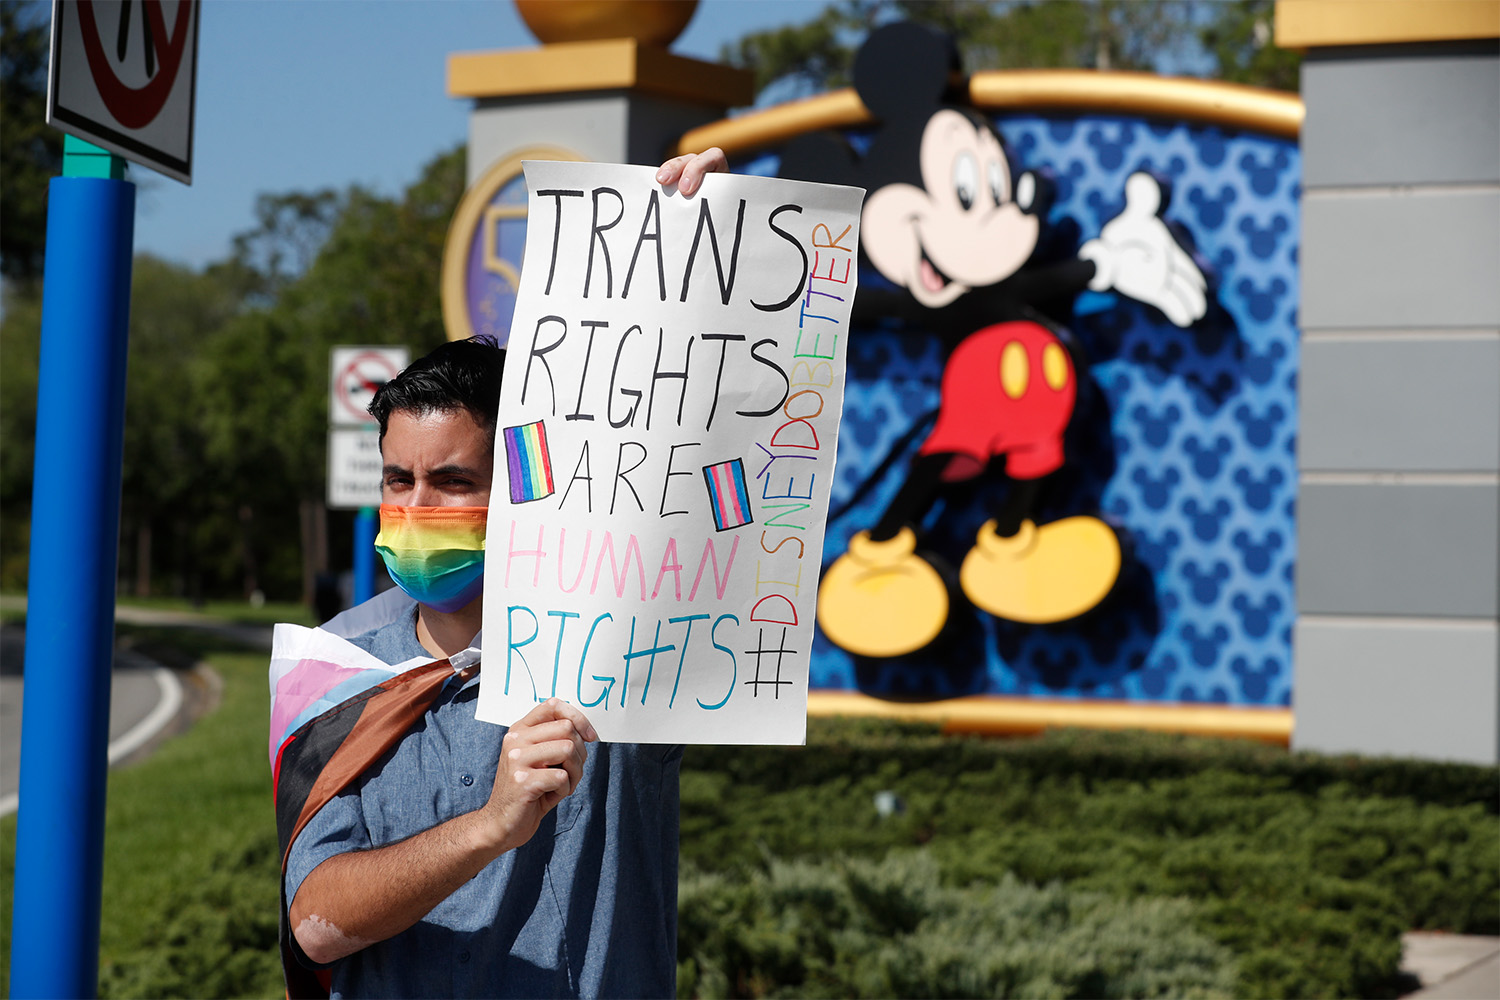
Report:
853,22,961,121
780,131,860,188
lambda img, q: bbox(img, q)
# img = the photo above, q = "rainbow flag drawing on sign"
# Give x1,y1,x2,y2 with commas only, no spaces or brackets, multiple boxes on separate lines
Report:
504,420,555,503
703,457,753,531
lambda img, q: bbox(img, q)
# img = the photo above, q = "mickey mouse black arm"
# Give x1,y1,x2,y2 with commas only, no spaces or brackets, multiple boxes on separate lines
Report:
850,258,1095,332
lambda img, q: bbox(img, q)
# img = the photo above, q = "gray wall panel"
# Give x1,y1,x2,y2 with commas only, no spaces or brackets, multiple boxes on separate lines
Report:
1301,190,1500,329
624,95,737,168
1300,336,1500,472
468,94,630,183
1297,483,1500,616
1303,52,1500,187
1293,618,1498,764
468,93,733,184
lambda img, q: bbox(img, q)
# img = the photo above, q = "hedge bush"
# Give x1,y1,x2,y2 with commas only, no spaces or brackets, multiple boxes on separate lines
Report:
677,853,1237,999
678,719,1499,999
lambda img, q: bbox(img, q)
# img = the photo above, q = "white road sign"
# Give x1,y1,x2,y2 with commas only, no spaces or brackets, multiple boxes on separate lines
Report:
327,428,385,510
329,346,409,428
47,0,201,184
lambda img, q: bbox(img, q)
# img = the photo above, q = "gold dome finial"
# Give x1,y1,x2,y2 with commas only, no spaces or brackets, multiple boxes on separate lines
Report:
515,0,699,48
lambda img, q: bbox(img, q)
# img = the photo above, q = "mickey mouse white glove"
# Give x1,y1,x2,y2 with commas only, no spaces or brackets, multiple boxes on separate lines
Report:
1079,172,1208,328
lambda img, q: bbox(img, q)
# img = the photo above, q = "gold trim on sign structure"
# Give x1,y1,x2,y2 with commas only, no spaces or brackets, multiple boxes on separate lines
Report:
806,692,1294,745
441,145,586,343
447,39,755,107
1276,0,1500,49
672,71,1303,160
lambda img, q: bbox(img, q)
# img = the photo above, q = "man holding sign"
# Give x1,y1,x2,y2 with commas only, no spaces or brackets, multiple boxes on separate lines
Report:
271,147,861,997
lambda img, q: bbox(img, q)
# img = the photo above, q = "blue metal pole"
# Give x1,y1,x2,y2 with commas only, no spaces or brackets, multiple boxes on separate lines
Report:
353,506,378,605
9,149,135,999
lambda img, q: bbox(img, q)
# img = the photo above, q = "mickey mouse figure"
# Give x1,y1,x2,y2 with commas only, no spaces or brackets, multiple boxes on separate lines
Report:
786,23,1209,658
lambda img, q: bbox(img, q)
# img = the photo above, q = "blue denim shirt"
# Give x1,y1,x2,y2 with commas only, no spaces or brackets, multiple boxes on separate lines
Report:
284,606,682,998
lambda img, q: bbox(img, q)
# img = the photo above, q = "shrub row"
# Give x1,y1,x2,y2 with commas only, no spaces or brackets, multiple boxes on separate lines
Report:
678,853,1238,999
678,719,1499,998
687,718,1500,813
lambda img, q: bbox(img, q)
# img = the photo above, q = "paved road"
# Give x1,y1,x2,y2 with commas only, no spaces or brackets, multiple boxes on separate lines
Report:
0,604,274,815
1404,932,1500,998
0,624,182,814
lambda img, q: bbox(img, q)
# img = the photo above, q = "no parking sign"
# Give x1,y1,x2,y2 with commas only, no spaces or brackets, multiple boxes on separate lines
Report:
328,346,409,509
47,0,200,183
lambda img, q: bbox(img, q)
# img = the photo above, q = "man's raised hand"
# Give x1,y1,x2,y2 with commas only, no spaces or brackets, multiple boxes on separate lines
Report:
656,147,729,196
478,698,598,854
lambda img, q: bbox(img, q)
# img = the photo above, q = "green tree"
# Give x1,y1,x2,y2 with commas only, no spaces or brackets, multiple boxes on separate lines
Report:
117,256,245,598
722,0,1299,99
1,0,63,284
1200,0,1300,92
225,188,346,306
2,143,467,603
0,284,43,588
190,144,466,602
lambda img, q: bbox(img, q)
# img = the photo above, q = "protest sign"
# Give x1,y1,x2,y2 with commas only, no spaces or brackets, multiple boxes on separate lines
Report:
476,160,862,745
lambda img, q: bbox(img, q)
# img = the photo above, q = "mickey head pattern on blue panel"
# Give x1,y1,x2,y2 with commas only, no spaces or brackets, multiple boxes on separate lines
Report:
748,112,1300,708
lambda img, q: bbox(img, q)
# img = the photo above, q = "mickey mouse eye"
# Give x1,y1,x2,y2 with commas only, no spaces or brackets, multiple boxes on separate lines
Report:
953,152,977,211
1016,171,1036,212
988,160,1006,206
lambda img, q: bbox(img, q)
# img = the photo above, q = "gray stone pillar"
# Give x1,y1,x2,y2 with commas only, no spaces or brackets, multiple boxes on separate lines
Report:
447,36,754,185
1279,0,1500,763
437,2,753,347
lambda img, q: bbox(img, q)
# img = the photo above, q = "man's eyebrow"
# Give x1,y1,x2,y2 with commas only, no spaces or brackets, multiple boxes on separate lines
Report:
382,463,412,477
428,464,487,478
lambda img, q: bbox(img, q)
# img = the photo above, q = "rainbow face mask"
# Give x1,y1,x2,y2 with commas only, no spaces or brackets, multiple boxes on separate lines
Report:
374,505,488,613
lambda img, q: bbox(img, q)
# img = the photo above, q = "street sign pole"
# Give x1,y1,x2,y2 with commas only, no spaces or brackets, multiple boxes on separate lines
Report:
354,506,379,604
9,138,135,999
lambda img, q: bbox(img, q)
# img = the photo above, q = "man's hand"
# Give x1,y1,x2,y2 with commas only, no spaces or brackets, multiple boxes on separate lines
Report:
289,698,597,965
474,698,597,854
1079,172,1208,328
656,147,728,196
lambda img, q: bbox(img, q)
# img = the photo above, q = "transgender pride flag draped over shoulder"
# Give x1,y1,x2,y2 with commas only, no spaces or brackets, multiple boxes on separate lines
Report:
267,588,480,998
479,161,862,746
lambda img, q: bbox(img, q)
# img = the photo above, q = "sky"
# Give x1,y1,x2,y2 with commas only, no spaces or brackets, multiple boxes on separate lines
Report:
114,0,831,269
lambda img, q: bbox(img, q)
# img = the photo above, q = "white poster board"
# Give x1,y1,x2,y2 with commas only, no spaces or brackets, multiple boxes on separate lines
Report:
477,161,862,745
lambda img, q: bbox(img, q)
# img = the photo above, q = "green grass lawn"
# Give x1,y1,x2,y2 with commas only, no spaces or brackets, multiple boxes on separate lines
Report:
0,592,317,628
2,620,1495,998
114,595,317,627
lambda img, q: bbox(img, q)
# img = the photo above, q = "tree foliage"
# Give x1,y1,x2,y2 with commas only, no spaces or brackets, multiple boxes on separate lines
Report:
1,0,63,284
1199,0,1300,92
0,144,467,601
721,0,1300,99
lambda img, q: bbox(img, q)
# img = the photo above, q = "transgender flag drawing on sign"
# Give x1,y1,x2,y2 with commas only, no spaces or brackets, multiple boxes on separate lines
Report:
703,457,753,531
504,420,554,503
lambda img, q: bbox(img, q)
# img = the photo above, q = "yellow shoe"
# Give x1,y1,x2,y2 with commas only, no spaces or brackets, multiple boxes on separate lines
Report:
960,516,1121,624
818,528,949,657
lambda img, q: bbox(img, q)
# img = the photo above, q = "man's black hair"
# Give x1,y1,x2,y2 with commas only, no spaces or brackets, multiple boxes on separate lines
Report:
368,336,506,444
